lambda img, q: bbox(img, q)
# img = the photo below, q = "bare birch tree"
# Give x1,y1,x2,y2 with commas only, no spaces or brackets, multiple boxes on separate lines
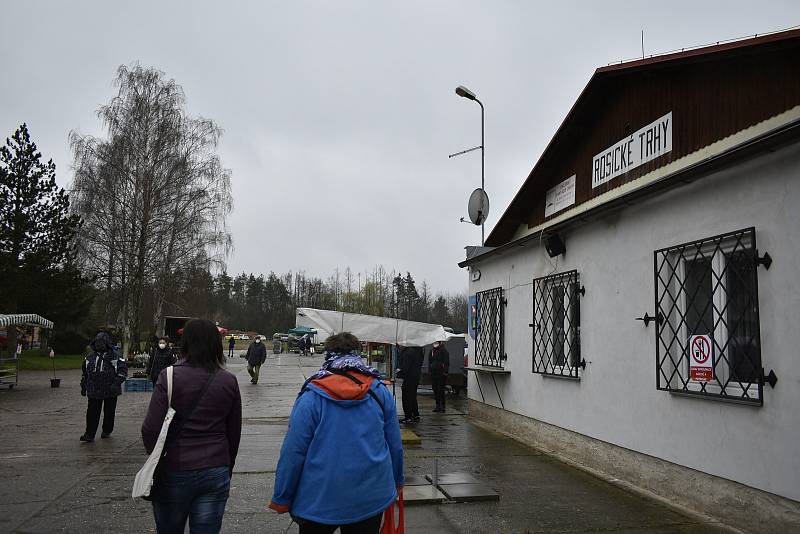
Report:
70,64,232,354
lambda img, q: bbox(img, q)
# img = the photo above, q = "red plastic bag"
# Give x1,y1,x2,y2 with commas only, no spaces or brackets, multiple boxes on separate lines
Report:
380,487,405,534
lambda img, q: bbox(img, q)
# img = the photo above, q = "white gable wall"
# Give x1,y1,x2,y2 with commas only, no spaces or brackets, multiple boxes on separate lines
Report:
466,140,800,502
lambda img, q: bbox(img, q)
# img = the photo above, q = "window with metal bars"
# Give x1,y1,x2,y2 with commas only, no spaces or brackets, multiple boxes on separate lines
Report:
532,270,584,378
474,287,505,367
654,228,765,404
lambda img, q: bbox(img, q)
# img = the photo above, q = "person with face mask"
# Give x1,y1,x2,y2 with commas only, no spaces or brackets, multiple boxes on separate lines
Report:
245,336,267,384
146,336,178,385
429,340,450,413
80,332,128,442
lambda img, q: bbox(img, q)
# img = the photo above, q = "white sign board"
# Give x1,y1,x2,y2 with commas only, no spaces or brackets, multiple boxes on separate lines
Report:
689,334,713,382
545,175,576,217
592,112,673,188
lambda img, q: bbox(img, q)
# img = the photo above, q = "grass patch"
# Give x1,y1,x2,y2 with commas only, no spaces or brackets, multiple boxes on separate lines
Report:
16,350,85,370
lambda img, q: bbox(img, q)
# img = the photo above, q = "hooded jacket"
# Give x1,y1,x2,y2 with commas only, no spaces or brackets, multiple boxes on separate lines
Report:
81,332,128,399
269,372,404,524
246,340,267,365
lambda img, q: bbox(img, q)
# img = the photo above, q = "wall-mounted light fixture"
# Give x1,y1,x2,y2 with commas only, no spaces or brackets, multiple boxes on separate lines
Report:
545,233,566,257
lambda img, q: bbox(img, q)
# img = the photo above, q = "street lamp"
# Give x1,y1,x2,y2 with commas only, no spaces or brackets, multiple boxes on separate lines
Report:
454,84,485,245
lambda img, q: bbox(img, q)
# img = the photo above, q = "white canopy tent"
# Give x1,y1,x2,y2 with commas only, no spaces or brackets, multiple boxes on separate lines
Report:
295,308,465,347
0,314,54,329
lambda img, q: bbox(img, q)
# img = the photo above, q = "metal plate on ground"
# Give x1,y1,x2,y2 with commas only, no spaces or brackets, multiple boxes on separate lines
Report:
438,483,500,502
425,472,481,485
404,475,431,486
403,485,446,505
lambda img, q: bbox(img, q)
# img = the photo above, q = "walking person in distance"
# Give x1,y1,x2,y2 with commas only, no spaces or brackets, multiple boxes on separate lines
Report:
246,336,267,384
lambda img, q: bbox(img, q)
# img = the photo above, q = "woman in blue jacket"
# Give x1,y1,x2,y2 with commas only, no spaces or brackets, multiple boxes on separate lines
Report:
269,332,404,533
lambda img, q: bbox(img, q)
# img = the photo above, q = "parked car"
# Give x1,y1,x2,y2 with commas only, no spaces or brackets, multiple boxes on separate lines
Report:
239,334,250,340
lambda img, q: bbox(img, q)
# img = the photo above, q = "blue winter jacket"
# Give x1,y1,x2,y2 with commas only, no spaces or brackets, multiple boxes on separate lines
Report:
270,373,404,524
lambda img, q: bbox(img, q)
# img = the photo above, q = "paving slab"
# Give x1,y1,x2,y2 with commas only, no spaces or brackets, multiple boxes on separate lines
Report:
425,471,481,484
403,475,430,486
438,482,500,502
402,484,446,505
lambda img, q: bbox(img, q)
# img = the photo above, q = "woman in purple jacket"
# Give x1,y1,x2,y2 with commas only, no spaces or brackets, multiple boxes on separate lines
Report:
142,318,242,534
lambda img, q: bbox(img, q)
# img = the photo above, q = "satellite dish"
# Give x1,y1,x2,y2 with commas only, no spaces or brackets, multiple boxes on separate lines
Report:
467,188,489,225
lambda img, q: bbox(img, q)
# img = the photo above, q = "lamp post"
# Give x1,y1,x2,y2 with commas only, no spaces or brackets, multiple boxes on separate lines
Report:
454,85,485,245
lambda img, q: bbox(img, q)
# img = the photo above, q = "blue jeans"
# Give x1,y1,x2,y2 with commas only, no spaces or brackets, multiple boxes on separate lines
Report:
151,466,230,534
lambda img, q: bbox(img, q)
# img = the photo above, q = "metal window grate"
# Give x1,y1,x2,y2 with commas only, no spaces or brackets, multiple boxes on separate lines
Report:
654,227,764,404
532,270,583,378
475,287,505,368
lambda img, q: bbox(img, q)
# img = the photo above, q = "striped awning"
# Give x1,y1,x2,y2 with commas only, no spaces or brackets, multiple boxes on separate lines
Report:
0,314,54,329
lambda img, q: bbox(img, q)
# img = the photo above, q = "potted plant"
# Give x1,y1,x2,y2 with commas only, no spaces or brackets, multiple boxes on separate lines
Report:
49,349,60,388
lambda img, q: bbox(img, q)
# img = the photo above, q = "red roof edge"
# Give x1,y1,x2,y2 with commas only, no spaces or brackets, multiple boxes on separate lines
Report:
598,28,800,74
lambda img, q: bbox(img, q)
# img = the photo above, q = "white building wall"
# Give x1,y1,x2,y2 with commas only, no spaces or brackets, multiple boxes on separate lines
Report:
466,141,800,502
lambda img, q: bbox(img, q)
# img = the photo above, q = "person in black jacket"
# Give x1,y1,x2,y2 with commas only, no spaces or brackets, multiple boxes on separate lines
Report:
246,337,267,384
80,332,128,442
429,341,450,413
397,345,424,423
146,336,177,385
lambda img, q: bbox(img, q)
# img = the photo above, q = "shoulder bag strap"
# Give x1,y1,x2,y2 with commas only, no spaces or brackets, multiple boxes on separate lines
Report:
167,366,173,407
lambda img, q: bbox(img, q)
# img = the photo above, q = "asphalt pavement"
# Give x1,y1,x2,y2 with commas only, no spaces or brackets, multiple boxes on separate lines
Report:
0,351,730,533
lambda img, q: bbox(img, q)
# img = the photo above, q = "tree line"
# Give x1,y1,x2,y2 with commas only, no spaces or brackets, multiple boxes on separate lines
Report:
192,268,467,337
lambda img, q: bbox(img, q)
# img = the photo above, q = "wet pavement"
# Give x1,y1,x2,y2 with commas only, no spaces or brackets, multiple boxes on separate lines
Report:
0,352,730,533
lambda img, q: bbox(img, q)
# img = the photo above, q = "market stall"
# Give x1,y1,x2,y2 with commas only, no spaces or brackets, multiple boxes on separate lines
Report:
295,308,466,385
0,313,55,389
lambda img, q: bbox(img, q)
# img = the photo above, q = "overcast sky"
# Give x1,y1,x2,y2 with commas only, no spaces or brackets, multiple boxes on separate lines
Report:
2,1,798,294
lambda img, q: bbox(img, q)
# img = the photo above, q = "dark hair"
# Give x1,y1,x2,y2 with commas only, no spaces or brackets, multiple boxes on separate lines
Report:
324,332,360,353
180,319,224,370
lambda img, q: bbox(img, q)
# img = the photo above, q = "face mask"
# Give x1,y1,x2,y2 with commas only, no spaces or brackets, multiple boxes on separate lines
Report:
433,342,440,348
255,339,261,344
158,343,166,349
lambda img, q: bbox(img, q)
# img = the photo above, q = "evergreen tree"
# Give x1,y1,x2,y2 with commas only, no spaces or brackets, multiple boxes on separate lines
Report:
0,123,87,316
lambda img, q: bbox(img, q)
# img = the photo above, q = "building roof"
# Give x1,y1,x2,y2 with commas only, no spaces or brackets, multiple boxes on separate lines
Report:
484,28,800,249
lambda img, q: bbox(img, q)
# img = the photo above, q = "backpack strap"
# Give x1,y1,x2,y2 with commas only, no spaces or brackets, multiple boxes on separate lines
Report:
326,368,385,412
301,369,385,412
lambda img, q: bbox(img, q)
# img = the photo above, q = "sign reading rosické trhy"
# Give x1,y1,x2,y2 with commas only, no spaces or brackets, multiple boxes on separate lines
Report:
592,112,673,188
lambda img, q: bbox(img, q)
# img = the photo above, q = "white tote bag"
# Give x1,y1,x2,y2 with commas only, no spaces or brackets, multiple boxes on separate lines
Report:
132,366,176,499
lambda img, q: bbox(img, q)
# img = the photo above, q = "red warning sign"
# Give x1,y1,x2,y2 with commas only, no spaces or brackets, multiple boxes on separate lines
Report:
689,334,713,382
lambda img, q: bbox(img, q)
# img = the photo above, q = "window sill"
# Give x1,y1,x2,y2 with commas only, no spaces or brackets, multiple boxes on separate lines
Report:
464,366,510,375
665,389,762,407
537,372,581,381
